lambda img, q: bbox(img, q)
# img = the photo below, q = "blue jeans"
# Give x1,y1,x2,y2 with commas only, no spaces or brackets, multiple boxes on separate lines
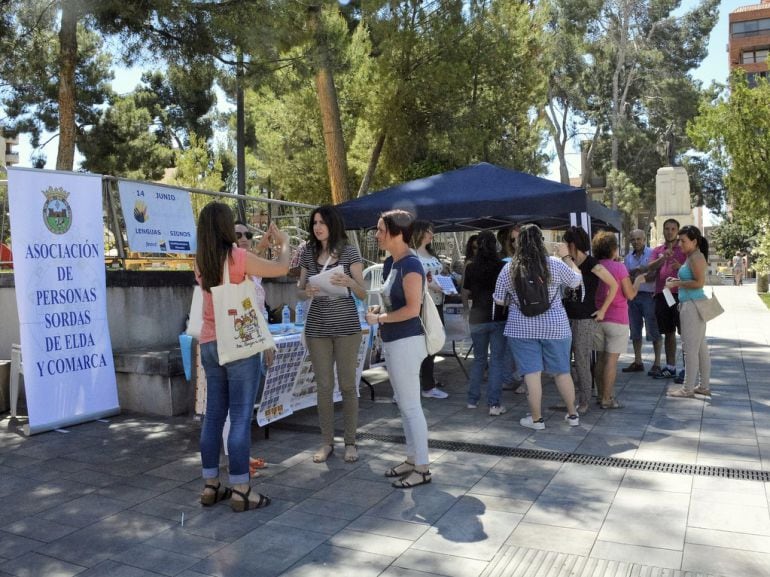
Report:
629,292,660,342
200,342,260,485
467,322,506,406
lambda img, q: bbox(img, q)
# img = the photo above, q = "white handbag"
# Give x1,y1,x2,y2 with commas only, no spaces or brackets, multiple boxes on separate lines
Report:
421,282,446,356
212,257,275,364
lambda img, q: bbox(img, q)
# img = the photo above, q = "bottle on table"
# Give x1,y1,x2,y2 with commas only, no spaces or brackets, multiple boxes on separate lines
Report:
295,300,305,326
281,304,291,327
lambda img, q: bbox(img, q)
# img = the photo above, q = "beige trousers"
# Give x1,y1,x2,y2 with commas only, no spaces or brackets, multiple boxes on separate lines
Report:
306,333,362,445
679,301,710,391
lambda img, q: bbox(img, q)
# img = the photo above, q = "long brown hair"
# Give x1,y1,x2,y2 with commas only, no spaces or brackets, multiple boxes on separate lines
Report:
511,224,550,285
307,205,348,259
196,202,237,291
410,220,437,256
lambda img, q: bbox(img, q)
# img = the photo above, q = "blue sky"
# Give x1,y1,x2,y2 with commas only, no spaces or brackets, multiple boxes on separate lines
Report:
15,0,745,181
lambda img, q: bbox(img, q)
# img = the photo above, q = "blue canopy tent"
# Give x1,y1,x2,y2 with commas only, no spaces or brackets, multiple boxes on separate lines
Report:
336,162,621,233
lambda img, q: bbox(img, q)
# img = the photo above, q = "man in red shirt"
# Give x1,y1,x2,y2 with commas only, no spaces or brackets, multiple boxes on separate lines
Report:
645,219,686,379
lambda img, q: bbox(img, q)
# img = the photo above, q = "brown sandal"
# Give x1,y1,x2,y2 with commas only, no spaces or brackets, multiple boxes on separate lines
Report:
200,482,231,506
230,487,271,512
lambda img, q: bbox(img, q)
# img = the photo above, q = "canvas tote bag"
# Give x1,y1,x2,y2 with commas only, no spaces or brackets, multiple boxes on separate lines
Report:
421,281,446,355
212,257,274,364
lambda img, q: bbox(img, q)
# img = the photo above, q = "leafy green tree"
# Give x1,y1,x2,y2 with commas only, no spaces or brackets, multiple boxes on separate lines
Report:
544,0,718,207
708,218,760,262
0,0,113,168
78,94,173,180
680,155,726,217
171,134,226,214
688,72,770,222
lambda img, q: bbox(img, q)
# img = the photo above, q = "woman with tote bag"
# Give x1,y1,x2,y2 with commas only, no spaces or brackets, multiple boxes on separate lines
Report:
196,202,290,512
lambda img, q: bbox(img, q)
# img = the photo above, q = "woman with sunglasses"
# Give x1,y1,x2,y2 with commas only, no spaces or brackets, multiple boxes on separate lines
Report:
410,220,449,399
234,220,274,476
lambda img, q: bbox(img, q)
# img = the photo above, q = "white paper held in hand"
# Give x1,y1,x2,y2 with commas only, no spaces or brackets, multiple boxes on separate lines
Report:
307,264,349,297
662,286,676,307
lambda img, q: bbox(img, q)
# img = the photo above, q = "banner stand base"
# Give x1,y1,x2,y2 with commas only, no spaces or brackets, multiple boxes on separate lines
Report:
24,406,121,436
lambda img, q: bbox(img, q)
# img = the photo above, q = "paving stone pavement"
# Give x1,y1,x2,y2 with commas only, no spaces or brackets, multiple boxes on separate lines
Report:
1,284,769,577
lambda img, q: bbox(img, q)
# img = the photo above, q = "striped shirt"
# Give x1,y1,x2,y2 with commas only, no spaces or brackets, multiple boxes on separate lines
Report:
493,257,582,339
301,244,363,338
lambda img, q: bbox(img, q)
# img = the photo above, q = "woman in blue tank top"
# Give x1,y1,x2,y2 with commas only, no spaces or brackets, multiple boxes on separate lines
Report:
664,225,710,398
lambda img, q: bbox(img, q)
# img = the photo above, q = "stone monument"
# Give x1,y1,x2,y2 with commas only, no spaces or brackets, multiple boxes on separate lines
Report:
653,166,691,246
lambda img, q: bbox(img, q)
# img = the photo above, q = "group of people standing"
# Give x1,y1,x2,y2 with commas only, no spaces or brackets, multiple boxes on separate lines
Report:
463,219,713,430
622,219,713,398
193,200,715,511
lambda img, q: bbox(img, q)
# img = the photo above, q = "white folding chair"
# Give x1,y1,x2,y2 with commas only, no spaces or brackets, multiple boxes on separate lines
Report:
362,264,384,309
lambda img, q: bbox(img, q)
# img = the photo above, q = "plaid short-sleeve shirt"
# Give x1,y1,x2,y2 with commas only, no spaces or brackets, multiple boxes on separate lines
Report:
493,257,582,340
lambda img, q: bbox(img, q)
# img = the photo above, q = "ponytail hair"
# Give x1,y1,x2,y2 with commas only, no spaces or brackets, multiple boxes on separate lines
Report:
678,225,709,260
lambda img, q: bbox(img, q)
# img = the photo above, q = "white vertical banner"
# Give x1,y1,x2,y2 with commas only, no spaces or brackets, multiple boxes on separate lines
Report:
117,180,197,254
8,168,119,435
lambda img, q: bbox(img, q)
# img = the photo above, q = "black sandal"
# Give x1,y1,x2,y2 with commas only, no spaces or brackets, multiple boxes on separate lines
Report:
392,470,431,489
230,487,271,512
200,482,232,506
384,461,414,478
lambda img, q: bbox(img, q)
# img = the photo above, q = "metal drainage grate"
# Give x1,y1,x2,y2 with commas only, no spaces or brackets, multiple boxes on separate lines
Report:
271,422,770,482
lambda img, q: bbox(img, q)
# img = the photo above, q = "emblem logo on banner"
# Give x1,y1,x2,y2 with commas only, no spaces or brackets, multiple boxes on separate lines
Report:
42,187,73,234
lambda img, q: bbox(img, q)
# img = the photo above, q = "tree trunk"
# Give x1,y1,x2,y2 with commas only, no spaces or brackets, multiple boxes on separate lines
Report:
357,131,385,197
543,98,571,185
309,5,350,205
56,0,79,171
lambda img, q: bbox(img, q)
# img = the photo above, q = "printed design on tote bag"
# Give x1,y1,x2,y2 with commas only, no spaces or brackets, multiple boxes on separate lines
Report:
229,297,262,345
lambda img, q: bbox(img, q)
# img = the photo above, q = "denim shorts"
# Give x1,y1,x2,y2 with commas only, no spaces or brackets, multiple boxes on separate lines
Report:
508,336,572,375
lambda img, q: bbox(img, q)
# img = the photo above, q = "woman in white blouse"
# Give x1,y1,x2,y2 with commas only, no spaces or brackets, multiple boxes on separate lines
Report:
410,220,449,399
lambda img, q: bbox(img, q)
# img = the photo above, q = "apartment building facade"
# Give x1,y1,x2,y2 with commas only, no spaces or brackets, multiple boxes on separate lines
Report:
729,0,770,85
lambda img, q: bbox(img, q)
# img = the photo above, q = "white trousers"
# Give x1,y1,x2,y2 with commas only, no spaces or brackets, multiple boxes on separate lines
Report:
383,335,430,466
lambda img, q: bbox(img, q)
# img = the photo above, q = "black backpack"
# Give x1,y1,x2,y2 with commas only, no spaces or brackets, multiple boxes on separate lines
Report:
513,268,552,317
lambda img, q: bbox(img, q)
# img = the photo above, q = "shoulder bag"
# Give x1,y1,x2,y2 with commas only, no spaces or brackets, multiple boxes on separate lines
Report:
212,257,275,364
692,289,724,323
421,280,446,355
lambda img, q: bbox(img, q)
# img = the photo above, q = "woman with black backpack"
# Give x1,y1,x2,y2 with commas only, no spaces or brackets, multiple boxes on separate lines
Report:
493,224,583,431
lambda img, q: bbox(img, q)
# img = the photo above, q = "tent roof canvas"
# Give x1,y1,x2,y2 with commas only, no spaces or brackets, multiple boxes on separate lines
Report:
336,162,621,232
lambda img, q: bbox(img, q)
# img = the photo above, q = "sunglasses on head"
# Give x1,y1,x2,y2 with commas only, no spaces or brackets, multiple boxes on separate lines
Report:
236,231,254,240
